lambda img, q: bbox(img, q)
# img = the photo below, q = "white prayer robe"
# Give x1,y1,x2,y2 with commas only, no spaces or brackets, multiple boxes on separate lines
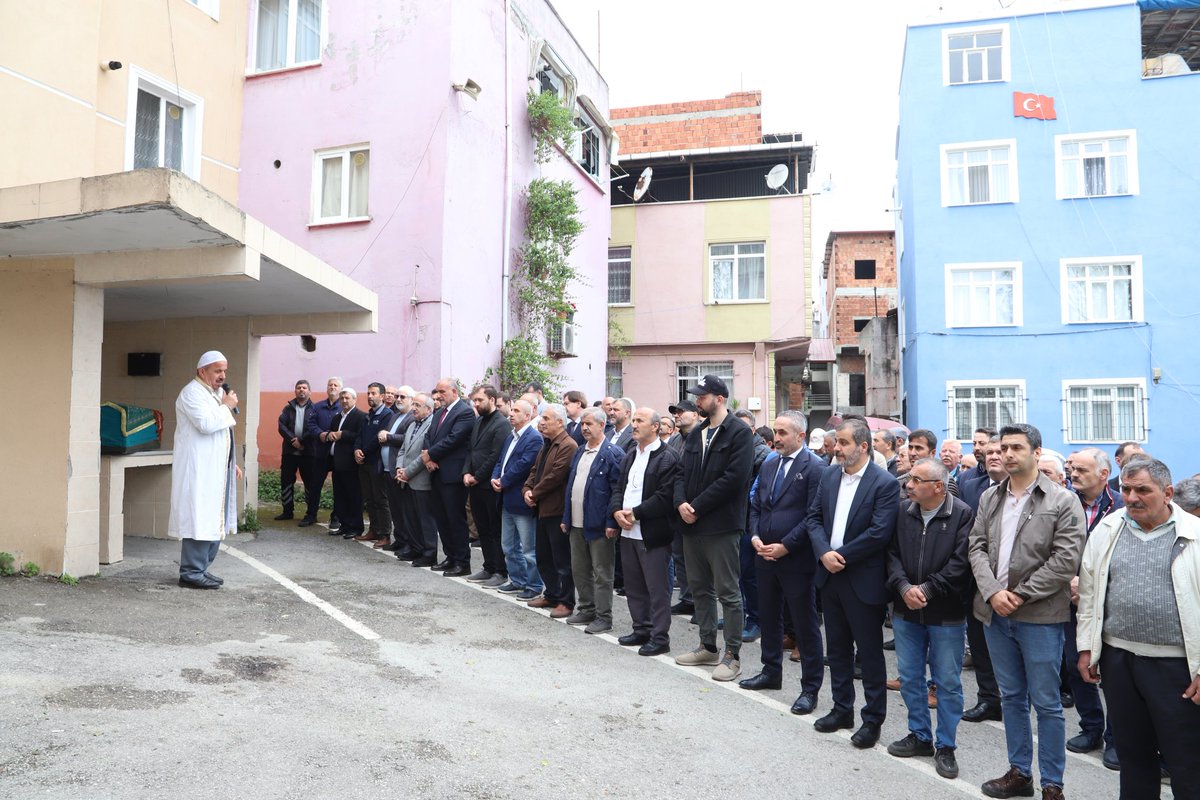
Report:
168,378,237,541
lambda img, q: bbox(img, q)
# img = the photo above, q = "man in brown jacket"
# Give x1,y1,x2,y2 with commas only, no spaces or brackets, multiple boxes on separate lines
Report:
524,404,580,612
968,423,1085,800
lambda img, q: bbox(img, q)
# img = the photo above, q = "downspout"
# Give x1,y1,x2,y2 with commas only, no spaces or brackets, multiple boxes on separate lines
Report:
500,0,513,355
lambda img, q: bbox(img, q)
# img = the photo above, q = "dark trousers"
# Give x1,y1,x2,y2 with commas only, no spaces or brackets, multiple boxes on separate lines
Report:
822,574,887,724
621,537,672,647
1100,646,1200,800
179,539,220,579
739,531,759,627
400,486,438,559
1063,605,1111,744
757,557,823,694
359,465,392,536
430,481,470,567
280,449,318,516
536,516,575,607
385,478,408,550
469,483,504,575
332,467,363,533
967,612,1000,704
311,455,334,522
671,529,692,603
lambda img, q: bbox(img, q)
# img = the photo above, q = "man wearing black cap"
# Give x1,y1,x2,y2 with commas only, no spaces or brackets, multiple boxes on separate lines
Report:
667,398,699,615
673,374,755,681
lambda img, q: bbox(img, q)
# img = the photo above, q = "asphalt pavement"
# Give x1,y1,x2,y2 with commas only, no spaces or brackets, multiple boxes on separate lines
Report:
0,524,1137,799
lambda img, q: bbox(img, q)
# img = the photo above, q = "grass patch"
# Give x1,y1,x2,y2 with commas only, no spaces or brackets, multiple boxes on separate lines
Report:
21,562,40,577
258,469,333,510
59,574,79,586
0,552,14,577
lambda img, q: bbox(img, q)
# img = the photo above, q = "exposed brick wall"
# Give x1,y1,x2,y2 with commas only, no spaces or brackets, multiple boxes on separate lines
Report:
612,91,762,154
824,232,897,348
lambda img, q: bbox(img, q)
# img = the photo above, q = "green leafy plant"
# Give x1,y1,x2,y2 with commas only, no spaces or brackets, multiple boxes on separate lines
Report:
239,504,260,533
0,552,15,577
59,574,79,586
527,90,577,164
258,470,332,510
21,562,39,577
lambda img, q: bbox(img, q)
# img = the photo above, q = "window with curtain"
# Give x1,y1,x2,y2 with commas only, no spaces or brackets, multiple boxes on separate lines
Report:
948,383,1023,440
608,247,632,304
943,143,1013,205
255,0,322,72
133,89,185,171
1064,260,1136,323
947,27,1006,84
709,242,765,302
1058,133,1134,198
947,263,1019,326
1065,382,1145,442
313,146,369,223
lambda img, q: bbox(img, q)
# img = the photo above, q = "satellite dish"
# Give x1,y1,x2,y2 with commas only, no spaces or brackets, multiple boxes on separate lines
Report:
632,167,653,201
766,163,789,191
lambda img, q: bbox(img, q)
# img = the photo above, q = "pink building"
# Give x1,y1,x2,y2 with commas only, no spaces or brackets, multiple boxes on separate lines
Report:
239,0,613,466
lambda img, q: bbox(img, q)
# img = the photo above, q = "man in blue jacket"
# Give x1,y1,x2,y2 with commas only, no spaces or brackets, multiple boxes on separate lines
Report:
490,399,543,596
561,406,625,634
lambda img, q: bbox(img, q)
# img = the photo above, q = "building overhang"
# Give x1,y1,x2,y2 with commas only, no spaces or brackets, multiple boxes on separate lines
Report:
0,169,377,334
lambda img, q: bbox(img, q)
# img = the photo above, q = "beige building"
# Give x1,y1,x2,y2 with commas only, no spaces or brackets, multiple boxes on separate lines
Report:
0,1,376,577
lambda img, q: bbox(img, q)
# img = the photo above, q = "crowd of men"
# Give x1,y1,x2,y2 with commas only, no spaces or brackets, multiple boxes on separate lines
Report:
273,374,1200,800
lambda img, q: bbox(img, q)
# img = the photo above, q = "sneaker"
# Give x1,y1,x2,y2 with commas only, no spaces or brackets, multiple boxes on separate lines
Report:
482,574,508,588
516,588,541,600
711,649,741,681
584,619,612,635
934,747,959,779
496,582,522,594
565,612,595,626
675,644,721,667
981,766,1034,798
465,570,492,583
887,733,934,758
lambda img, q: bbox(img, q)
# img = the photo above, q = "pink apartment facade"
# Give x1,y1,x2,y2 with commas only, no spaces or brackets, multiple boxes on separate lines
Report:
239,0,614,467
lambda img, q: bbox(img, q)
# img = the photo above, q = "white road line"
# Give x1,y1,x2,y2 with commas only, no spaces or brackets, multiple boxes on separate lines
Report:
220,543,380,641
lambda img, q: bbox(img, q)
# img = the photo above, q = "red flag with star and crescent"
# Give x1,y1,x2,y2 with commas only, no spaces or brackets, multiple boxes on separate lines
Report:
1013,92,1056,120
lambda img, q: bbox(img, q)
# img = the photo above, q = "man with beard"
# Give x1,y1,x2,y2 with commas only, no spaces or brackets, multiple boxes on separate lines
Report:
276,380,316,522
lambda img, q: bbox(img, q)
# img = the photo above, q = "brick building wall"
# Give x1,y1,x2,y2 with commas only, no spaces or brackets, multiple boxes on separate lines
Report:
612,91,762,154
823,231,897,347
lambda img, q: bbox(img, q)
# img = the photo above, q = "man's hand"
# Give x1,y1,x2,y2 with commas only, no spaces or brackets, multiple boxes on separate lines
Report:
989,590,1024,617
1077,651,1100,684
605,527,619,539
397,468,408,483
820,551,846,573
235,464,244,480
523,489,536,507
902,586,927,611
420,449,431,465
427,461,439,472
678,502,697,525
490,478,502,492
377,431,389,443
759,542,789,561
463,474,477,487
1070,575,1080,606
1184,674,1200,704
613,509,634,530
290,437,301,450
222,390,238,409
354,449,365,465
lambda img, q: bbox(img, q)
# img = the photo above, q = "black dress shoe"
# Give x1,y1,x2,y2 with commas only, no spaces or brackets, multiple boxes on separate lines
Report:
790,692,818,715
813,710,854,733
273,512,294,521
431,559,452,571
442,565,470,577
411,556,435,567
298,517,316,528
178,575,220,590
341,529,363,539
883,638,896,651
382,540,401,552
395,550,418,561
204,572,224,585
851,722,882,749
670,601,695,616
638,642,669,657
1060,691,1074,708
738,672,782,691
962,701,1003,722
618,632,650,646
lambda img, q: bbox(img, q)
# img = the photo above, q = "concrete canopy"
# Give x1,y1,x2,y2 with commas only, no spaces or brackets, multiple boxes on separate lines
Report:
0,169,377,333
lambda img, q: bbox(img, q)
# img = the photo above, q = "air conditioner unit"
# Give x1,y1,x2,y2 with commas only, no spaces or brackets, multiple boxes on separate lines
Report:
548,319,577,358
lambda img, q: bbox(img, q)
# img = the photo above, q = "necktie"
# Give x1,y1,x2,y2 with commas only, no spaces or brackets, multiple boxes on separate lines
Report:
770,456,793,503
436,403,450,433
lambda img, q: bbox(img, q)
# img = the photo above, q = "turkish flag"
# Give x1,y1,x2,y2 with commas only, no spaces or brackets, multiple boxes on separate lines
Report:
1013,92,1056,120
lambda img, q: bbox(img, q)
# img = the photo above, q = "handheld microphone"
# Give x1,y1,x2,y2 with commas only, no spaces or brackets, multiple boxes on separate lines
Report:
222,383,240,415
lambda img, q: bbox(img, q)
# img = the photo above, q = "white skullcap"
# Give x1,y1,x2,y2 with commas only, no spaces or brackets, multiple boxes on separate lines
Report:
196,350,227,369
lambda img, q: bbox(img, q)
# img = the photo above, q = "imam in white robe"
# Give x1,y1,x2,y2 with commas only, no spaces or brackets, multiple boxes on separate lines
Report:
168,377,237,540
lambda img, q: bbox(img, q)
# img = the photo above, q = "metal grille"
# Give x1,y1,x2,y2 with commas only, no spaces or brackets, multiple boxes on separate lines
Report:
676,361,734,404
608,247,631,304
947,384,1024,440
1064,383,1145,442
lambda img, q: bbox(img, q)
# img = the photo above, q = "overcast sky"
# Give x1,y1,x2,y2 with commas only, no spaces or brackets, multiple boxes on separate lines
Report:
552,0,1017,254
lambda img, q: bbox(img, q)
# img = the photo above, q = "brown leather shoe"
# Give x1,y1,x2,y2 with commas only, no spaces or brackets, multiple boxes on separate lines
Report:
549,604,571,618
782,633,796,651
1041,787,1063,800
527,596,553,608
981,766,1034,798
928,684,938,708
372,538,390,549
789,646,801,662
352,533,379,542
886,678,901,691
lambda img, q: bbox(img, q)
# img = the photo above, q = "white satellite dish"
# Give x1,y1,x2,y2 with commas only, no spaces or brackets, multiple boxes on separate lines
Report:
766,163,790,191
632,167,653,201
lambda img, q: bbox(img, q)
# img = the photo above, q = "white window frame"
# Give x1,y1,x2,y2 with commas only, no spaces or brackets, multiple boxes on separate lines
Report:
945,379,1027,441
123,66,204,180
534,45,576,105
571,104,603,179
249,0,328,75
708,241,767,304
940,139,1019,207
944,261,1023,328
608,246,632,306
605,361,623,398
1054,129,1139,199
310,144,371,225
1061,378,1148,444
185,0,220,21
943,23,1010,86
1059,256,1144,324
677,361,735,404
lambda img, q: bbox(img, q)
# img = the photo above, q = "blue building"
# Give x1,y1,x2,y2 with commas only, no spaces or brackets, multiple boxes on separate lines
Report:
896,0,1200,472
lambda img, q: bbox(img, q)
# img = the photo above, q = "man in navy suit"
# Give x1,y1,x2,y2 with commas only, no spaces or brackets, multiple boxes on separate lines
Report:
740,411,828,716
807,418,901,749
423,378,475,577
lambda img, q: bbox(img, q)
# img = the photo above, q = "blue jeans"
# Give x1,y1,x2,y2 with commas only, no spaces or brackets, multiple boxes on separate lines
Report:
501,511,541,592
983,616,1067,788
892,618,965,749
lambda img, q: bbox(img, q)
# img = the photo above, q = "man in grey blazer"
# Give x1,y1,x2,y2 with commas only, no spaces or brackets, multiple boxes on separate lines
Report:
397,394,439,566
